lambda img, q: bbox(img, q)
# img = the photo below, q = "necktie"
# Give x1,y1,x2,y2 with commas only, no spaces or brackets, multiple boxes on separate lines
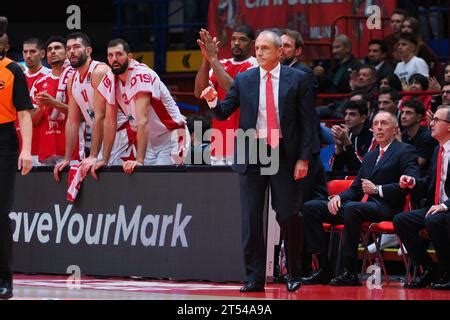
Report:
361,149,385,202
376,149,385,163
434,146,444,205
265,72,279,148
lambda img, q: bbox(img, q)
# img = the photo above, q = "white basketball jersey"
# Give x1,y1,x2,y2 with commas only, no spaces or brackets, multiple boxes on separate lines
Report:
71,60,103,127
98,59,185,138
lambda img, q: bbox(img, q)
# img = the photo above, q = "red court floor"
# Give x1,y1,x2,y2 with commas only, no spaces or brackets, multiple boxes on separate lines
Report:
8,274,450,300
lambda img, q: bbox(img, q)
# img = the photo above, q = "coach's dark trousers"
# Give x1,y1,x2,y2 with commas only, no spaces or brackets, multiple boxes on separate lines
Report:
238,142,303,283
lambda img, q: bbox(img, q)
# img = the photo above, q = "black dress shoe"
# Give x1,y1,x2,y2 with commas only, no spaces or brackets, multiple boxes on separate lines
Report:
330,270,362,286
431,280,450,290
286,277,302,292
404,266,434,289
240,281,265,293
431,272,450,290
301,269,332,285
0,279,13,300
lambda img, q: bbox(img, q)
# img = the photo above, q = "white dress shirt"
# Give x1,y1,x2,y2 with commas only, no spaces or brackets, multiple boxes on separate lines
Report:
207,64,283,139
437,140,450,205
256,64,282,139
409,141,450,210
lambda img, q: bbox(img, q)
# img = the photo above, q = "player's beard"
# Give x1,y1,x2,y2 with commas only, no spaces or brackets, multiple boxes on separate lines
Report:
70,51,88,68
281,55,294,65
111,60,128,75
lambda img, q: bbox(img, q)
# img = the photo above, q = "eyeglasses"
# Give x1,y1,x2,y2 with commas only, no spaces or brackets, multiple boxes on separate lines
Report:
442,90,450,95
430,117,450,124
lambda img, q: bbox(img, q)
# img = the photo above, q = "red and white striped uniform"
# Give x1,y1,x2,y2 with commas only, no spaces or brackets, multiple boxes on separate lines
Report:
97,59,188,165
209,56,257,164
71,60,130,164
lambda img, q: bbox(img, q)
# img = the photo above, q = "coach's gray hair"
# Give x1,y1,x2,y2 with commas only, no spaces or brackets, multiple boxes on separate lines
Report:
375,110,399,127
437,105,450,121
257,30,282,48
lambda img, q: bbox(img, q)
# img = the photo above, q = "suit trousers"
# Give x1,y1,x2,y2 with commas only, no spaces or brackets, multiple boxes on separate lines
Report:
394,208,450,272
303,199,392,270
0,123,19,282
238,142,302,283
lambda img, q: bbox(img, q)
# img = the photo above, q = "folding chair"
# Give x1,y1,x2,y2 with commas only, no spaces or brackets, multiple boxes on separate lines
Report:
360,195,412,284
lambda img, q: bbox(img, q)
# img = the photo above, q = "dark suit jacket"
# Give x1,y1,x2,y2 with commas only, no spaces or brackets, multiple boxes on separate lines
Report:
290,61,316,89
212,65,317,174
339,140,420,214
376,61,395,82
290,61,321,155
414,145,450,208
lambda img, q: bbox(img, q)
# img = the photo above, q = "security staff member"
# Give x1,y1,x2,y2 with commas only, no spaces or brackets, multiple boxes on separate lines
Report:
0,17,33,299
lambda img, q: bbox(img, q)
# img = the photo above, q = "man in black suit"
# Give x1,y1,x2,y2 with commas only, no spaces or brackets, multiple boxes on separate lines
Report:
201,30,317,292
301,111,420,286
367,39,394,83
394,105,450,290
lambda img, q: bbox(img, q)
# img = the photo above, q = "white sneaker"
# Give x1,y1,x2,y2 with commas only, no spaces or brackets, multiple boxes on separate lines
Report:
367,234,399,253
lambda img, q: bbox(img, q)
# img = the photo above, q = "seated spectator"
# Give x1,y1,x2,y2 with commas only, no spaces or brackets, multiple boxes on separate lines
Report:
394,32,429,87
401,16,438,69
401,99,438,169
314,34,361,94
329,101,376,172
429,62,450,92
442,83,450,106
367,39,395,82
428,82,450,125
384,8,409,63
394,105,450,290
349,65,378,96
379,73,403,92
378,88,402,120
317,88,371,120
399,73,433,126
350,91,377,125
444,63,450,86
301,111,420,286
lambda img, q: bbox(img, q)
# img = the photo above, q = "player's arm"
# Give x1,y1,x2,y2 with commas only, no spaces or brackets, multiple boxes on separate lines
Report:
101,101,117,165
209,60,233,94
194,59,211,98
198,28,234,94
135,93,150,164
123,93,149,174
54,75,81,181
194,29,212,98
88,64,110,159
35,92,68,112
